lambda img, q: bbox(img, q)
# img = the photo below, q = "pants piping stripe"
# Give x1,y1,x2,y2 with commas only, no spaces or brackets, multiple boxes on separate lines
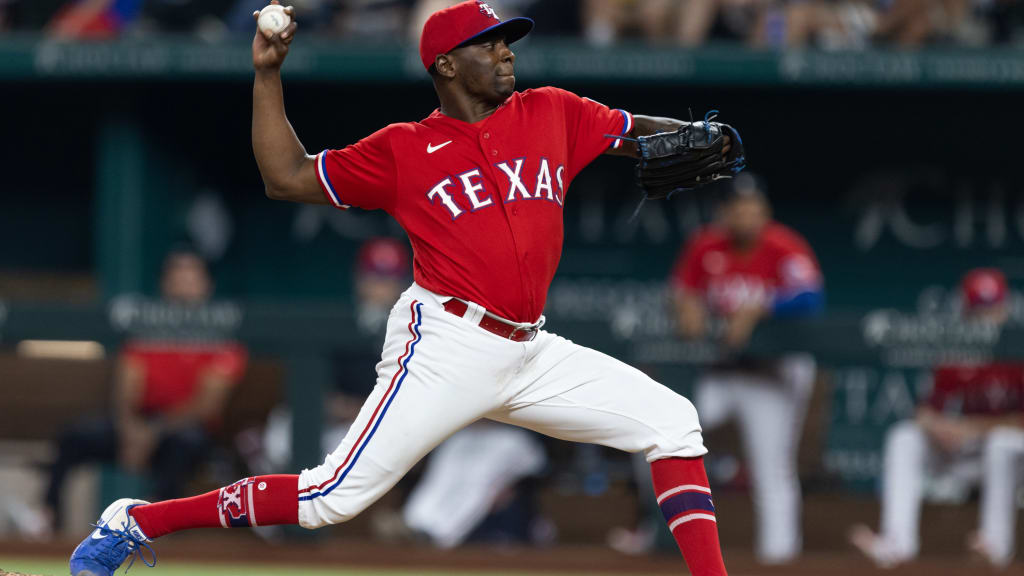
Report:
298,300,423,501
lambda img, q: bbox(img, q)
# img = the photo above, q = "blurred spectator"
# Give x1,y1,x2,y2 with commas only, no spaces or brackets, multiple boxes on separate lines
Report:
23,249,248,538
354,235,412,333
134,0,234,40
583,0,687,46
742,0,1024,49
5,0,1022,46
225,0,331,35
45,0,146,39
811,0,1017,49
670,174,824,564
872,0,950,46
42,0,236,39
991,0,1024,44
401,422,547,548
868,0,1011,47
962,268,1019,565
332,0,411,40
961,267,1010,323
519,0,582,36
750,1,833,48
0,0,69,32
583,0,796,47
850,268,1023,569
972,370,1024,566
803,1,878,49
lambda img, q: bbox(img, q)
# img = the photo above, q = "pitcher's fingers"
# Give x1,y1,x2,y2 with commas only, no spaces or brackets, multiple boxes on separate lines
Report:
280,21,298,42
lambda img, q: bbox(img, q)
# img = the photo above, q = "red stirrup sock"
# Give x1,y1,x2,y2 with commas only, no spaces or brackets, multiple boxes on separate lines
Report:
651,457,728,576
128,474,299,539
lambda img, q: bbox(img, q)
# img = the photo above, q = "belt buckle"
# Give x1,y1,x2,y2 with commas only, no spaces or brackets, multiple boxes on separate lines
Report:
509,326,537,342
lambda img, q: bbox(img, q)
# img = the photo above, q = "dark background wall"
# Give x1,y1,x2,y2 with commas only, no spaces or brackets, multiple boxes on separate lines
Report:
5,77,1023,308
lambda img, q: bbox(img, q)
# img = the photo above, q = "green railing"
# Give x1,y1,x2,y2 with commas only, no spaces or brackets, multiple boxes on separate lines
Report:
2,35,1023,88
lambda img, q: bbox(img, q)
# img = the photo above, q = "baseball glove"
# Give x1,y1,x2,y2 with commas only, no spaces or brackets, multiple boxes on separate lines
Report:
635,112,746,200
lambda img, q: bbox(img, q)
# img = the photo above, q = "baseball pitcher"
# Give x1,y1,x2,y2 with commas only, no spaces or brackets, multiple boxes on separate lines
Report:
69,2,744,575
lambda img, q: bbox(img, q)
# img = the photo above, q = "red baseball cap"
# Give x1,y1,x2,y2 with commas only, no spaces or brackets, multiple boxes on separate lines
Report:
357,237,411,278
419,1,534,72
961,267,1008,310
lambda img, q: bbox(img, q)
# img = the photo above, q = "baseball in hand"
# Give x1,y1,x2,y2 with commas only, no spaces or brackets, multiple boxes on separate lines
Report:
258,4,291,35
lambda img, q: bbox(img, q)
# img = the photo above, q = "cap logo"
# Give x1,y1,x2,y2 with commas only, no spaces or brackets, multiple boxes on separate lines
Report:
975,277,999,301
478,2,498,20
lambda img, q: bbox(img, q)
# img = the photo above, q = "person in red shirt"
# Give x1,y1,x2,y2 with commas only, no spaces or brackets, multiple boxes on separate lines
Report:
850,268,1023,568
71,3,736,576
670,175,824,564
41,249,247,538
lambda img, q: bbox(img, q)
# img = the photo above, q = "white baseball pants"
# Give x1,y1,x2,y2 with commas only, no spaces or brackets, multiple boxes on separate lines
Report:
694,353,816,563
297,283,707,529
877,420,930,560
978,426,1024,567
402,423,546,547
876,419,982,561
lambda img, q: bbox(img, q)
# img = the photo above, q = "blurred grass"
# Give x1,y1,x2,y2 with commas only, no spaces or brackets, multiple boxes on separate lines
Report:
0,557,665,576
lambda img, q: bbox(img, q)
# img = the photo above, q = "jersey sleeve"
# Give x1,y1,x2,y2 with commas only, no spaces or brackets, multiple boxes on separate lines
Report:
775,231,823,292
769,229,824,315
547,88,632,181
315,126,398,213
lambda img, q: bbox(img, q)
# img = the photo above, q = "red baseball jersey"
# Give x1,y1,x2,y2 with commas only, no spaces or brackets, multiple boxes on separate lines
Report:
316,87,632,323
672,222,821,314
929,363,1024,416
122,341,248,416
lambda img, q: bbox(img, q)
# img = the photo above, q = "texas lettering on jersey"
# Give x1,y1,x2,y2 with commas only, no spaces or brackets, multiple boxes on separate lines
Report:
426,156,565,220
315,87,632,323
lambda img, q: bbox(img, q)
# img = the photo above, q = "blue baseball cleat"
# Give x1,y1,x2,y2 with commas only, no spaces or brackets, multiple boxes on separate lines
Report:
69,498,155,576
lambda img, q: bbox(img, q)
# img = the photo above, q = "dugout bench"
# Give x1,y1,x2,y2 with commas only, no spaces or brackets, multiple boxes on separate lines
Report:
0,351,282,536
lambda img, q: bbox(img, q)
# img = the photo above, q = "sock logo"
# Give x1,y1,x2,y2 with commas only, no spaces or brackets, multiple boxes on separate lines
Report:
218,477,256,528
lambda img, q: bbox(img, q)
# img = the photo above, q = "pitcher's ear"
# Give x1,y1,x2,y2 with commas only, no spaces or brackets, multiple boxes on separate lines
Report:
434,54,456,79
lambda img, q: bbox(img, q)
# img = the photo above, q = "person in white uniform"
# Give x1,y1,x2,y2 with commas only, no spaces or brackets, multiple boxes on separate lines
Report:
851,267,1022,568
670,178,824,564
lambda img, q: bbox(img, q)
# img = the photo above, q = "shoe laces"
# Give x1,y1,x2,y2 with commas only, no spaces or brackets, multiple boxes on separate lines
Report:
89,522,157,571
